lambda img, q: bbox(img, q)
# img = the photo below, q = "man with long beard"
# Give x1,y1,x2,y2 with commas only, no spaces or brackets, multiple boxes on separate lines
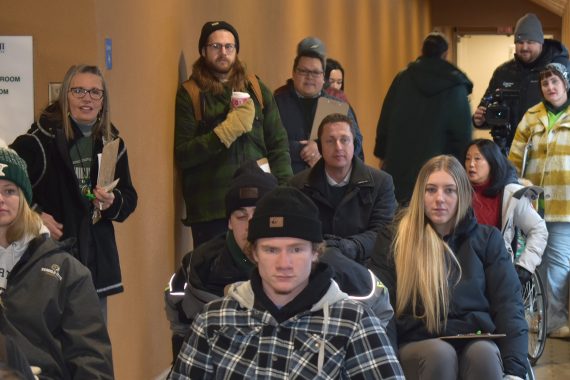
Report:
174,21,292,247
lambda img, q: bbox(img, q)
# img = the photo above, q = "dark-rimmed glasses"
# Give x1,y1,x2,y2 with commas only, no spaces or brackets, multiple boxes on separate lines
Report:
69,87,104,100
206,43,236,53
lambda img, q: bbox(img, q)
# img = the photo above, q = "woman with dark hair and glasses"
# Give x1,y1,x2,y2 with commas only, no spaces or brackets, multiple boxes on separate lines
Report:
10,64,138,320
464,139,547,286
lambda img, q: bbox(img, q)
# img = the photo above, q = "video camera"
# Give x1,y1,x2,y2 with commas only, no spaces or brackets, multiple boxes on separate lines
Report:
483,88,519,154
484,88,519,126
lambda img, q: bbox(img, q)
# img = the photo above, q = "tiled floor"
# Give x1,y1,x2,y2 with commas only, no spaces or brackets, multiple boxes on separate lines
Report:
532,338,570,379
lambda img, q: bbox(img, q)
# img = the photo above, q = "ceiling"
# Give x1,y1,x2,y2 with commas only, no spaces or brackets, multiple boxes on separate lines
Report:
531,0,568,15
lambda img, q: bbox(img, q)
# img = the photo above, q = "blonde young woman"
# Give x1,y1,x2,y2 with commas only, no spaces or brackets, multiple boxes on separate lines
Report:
369,155,527,380
0,147,113,379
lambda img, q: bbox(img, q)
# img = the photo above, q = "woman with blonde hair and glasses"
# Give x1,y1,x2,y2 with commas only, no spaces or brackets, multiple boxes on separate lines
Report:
0,146,113,379
10,64,137,319
369,155,527,380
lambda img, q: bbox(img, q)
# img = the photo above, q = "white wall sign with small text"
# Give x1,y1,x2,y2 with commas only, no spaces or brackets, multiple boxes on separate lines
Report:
0,36,34,144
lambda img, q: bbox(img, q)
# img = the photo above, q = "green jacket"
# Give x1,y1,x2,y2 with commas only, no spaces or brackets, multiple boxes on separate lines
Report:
174,77,292,225
374,57,473,204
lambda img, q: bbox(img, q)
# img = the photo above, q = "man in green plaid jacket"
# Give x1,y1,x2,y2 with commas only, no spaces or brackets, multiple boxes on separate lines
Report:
174,21,292,247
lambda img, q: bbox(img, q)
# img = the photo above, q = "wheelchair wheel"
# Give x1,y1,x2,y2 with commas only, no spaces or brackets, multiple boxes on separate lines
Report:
524,270,547,366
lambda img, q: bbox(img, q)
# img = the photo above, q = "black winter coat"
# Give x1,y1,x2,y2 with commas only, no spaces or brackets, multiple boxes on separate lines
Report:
290,157,396,262
369,212,528,378
10,110,138,297
374,57,473,204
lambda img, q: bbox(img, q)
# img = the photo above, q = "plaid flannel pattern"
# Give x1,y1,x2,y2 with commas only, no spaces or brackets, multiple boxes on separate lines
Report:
169,296,404,379
509,103,570,221
174,78,292,225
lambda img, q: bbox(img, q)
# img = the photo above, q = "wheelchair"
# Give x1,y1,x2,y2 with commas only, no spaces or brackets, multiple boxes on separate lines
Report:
523,269,547,366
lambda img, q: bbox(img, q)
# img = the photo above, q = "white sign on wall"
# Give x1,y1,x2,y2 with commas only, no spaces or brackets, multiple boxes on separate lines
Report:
0,36,33,144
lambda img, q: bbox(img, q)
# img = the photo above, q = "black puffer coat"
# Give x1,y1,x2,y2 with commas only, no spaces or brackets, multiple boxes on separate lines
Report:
369,211,528,378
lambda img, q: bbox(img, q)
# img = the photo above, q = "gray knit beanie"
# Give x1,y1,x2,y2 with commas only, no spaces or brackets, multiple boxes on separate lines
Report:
543,63,569,90
514,13,544,44
0,148,32,204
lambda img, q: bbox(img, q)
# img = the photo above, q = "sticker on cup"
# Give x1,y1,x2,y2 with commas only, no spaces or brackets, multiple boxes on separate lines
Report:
231,91,251,108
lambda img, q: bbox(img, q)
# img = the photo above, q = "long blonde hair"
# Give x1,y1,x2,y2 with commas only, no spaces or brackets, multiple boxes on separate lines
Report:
5,188,42,244
393,155,472,333
43,64,113,142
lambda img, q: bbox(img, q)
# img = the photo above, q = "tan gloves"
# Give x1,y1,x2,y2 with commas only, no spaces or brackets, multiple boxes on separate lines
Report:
213,100,255,148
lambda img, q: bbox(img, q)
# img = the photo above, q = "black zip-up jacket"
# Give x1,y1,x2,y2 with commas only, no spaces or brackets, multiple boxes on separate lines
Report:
10,106,138,297
0,235,113,379
477,38,570,147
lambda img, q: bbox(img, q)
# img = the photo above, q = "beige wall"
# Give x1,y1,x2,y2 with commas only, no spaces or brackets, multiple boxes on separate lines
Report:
431,0,561,36
4,0,570,378
1,1,431,378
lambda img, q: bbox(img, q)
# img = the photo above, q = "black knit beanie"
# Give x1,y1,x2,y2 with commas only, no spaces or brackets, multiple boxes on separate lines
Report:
0,148,32,204
198,21,240,54
514,13,544,44
225,161,278,218
248,187,323,243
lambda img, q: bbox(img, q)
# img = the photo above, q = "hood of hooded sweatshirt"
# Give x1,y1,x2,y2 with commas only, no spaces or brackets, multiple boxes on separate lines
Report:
227,275,348,312
408,57,473,97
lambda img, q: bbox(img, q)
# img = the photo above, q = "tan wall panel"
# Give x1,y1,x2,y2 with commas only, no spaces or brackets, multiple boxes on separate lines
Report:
2,0,431,378
179,0,430,166
0,0,98,118
93,1,182,378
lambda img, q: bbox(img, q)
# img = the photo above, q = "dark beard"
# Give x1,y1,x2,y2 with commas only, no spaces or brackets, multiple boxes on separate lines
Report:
206,57,233,75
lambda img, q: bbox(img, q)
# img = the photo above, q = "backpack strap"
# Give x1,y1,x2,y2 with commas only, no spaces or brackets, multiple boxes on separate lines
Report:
182,74,264,122
182,79,203,122
247,73,264,110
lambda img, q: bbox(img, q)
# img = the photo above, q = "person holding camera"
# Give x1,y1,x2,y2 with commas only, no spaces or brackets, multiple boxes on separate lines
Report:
509,63,570,338
473,13,569,150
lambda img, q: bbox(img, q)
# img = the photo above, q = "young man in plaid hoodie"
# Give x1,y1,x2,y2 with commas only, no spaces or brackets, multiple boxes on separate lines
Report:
169,187,404,379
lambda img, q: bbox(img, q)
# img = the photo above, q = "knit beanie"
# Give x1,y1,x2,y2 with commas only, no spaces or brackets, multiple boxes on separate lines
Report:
514,13,544,44
225,161,278,218
0,148,32,204
198,21,240,54
297,36,326,70
248,187,323,243
543,62,569,90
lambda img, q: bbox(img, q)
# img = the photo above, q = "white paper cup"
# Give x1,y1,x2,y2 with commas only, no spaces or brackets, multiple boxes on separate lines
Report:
231,91,250,108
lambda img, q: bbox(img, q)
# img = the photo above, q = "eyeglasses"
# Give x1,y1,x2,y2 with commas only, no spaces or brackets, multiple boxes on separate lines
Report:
322,136,352,146
206,43,236,53
295,68,324,78
69,87,104,100
328,78,343,86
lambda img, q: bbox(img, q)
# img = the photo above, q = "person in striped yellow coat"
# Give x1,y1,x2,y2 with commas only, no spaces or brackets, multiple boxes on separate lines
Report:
509,62,570,338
